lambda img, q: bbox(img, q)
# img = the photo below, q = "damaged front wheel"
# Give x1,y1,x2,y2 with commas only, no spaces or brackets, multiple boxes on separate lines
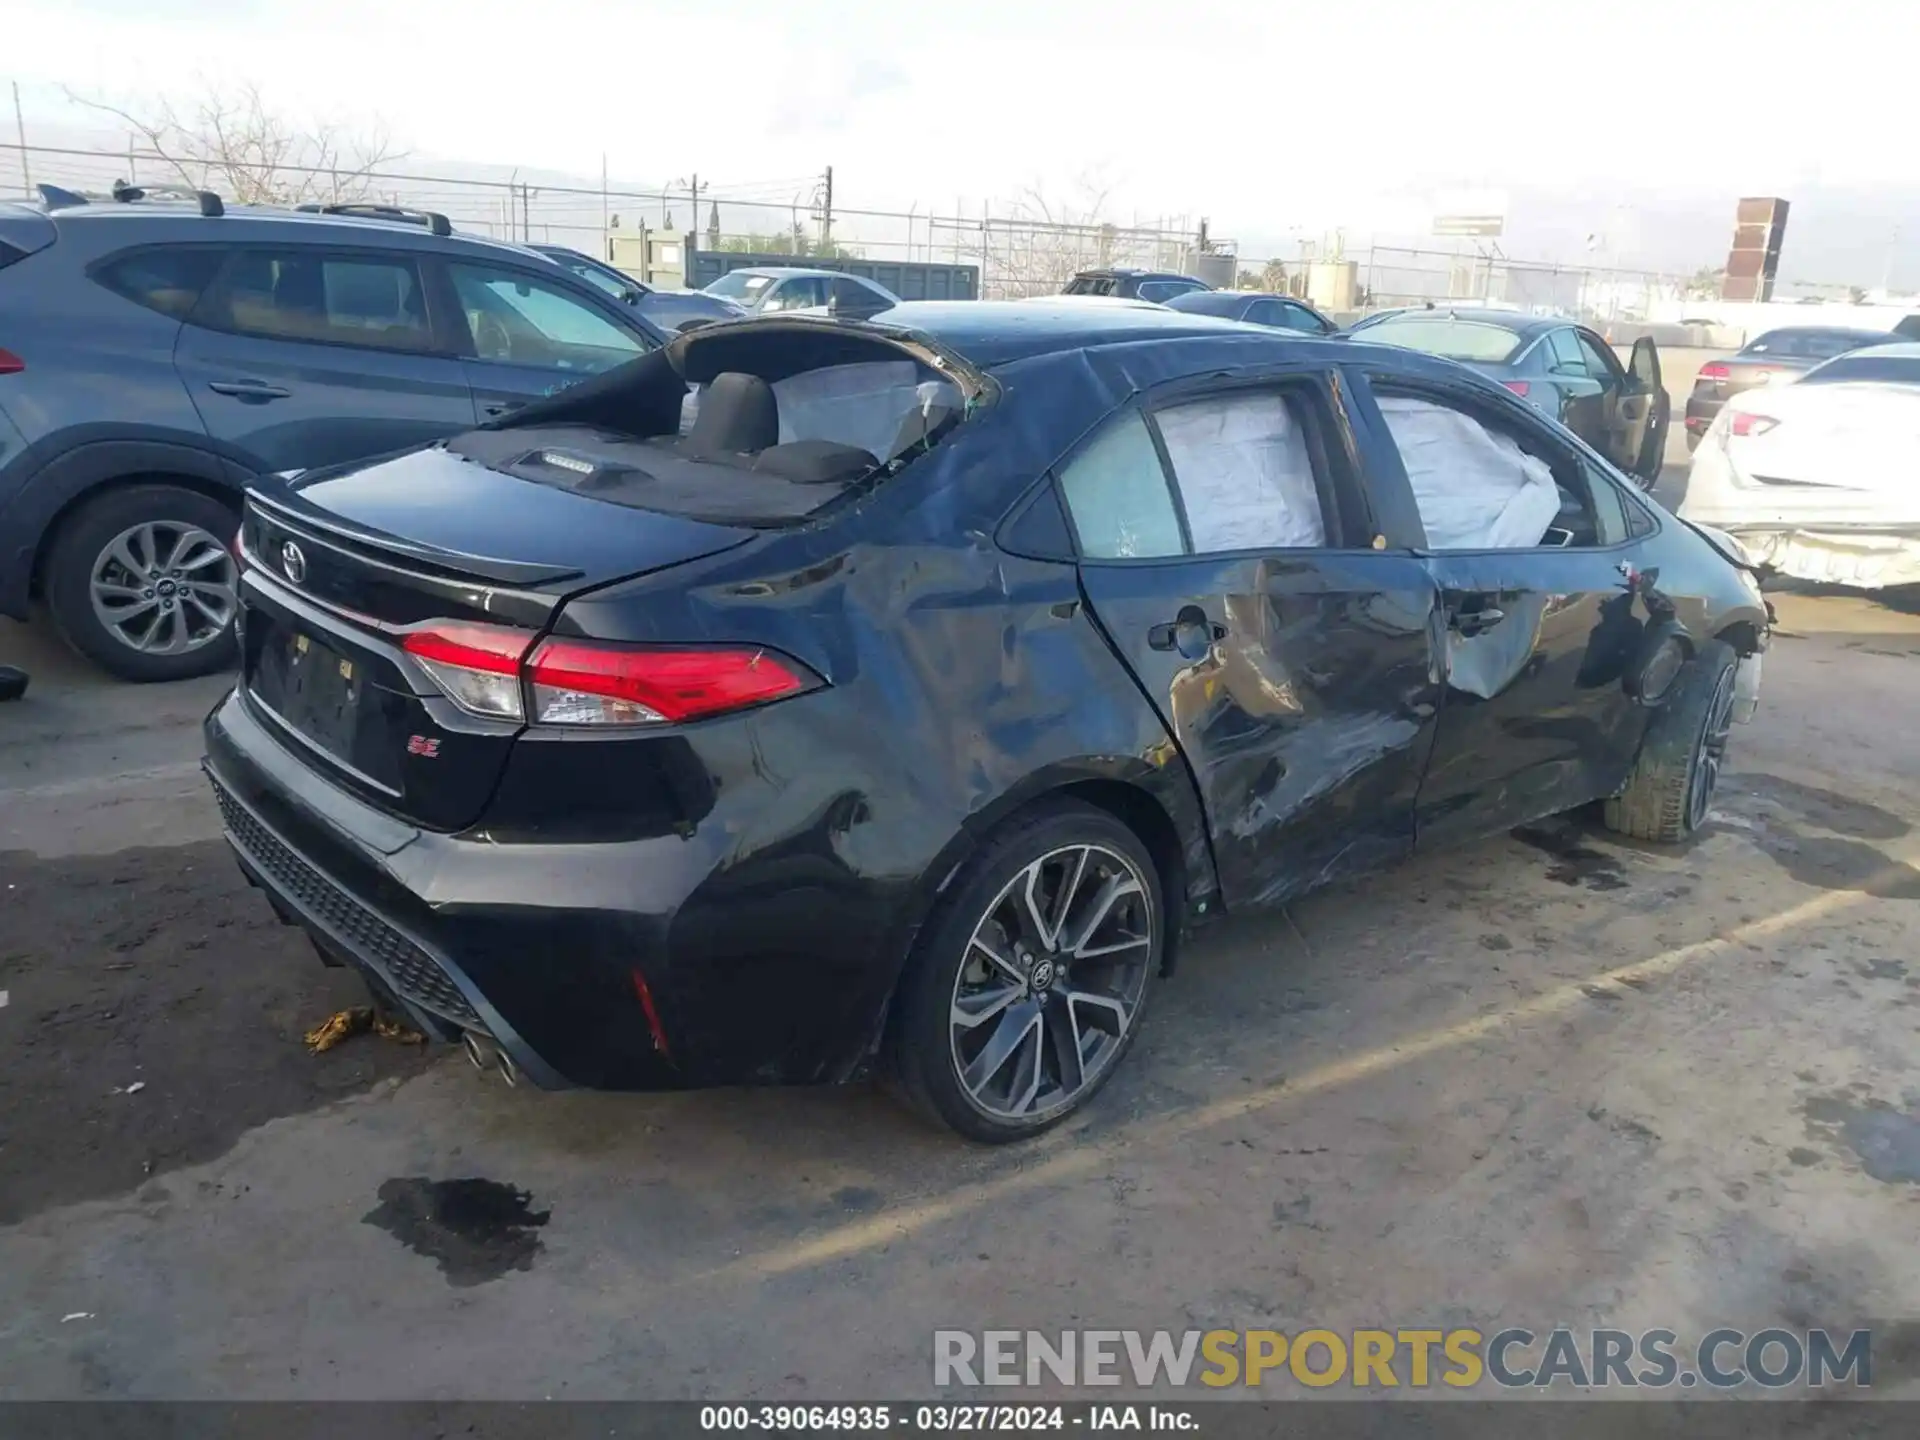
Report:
1604,638,1739,843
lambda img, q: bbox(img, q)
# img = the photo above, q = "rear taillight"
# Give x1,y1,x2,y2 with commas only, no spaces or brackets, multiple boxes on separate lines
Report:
527,640,816,726
1730,412,1778,438
1500,379,1530,397
0,348,24,375
403,623,533,722
402,622,819,727
1698,361,1730,383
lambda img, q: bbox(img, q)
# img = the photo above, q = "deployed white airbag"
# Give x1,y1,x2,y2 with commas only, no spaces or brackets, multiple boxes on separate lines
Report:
774,361,940,458
1157,392,1326,550
1376,395,1560,550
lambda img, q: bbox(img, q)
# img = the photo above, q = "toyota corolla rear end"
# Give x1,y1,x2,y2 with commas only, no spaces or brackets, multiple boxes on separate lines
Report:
204,332,994,1090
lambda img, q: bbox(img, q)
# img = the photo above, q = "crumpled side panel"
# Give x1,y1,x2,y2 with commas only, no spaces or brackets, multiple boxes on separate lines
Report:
1376,394,1561,550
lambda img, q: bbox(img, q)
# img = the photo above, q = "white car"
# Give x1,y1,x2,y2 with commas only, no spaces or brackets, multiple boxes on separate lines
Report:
1680,342,1920,588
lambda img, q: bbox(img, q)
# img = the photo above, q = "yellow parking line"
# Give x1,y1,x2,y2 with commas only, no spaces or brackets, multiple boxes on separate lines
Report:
723,854,1914,1281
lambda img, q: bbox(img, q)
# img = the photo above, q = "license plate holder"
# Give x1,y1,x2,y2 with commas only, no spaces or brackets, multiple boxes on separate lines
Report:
256,628,364,760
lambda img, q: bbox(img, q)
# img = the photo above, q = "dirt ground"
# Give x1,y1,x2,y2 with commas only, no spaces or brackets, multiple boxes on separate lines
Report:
2,392,1919,1400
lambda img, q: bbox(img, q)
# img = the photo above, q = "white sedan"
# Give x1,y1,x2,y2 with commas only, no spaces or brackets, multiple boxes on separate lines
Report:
1680,342,1920,588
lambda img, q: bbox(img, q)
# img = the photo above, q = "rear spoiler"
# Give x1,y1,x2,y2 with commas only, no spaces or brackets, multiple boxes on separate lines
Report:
247,484,584,588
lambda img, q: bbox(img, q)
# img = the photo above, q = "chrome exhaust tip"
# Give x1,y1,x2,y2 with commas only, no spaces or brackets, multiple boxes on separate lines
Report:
460,1031,489,1071
496,1049,521,1088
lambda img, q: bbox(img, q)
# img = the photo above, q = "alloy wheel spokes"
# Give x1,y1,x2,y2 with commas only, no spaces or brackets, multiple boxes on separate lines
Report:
89,521,238,656
950,842,1154,1121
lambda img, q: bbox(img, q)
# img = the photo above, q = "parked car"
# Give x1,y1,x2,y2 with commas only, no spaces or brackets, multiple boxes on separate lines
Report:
1680,342,1920,589
1164,289,1337,334
528,244,747,334
702,265,898,317
203,300,1766,1140
1063,268,1211,303
1683,327,1896,450
0,185,668,682
1346,308,1669,488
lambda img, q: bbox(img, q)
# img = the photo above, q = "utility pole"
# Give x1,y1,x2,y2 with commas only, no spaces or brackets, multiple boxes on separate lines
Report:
11,82,30,198
820,165,833,253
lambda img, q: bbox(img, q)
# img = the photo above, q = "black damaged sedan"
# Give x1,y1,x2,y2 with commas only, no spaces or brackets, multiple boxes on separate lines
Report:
205,301,1769,1141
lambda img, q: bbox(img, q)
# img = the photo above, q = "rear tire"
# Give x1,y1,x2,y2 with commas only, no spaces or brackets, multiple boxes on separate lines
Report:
1603,639,1739,843
887,801,1163,1143
43,484,241,683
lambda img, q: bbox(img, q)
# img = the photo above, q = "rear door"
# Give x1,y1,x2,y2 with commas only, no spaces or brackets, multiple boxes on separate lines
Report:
1058,369,1445,909
176,244,475,472
1542,326,1608,448
442,259,658,420
1345,365,1655,842
1573,327,1644,469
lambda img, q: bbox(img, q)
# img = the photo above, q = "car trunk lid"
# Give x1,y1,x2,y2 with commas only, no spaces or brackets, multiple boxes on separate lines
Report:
237,444,756,831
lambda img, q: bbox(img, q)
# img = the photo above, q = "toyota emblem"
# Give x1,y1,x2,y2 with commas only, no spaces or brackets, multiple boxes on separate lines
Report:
280,541,306,584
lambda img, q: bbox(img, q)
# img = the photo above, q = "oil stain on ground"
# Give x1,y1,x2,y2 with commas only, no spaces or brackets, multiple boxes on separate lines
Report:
1802,1094,1920,1185
363,1177,551,1286
1511,823,1629,892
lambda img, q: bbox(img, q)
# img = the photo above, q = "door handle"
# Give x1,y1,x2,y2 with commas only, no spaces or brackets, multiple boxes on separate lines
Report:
1147,606,1226,656
483,400,525,417
1450,606,1506,638
207,380,291,401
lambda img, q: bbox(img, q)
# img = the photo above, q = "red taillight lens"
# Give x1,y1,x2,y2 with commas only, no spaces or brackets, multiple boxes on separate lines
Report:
1729,412,1778,437
403,623,820,727
403,622,535,722
1501,379,1530,397
527,641,816,726
0,347,24,375
1699,361,1730,381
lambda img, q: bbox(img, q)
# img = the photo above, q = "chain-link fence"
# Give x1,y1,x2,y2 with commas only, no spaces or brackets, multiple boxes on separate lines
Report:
3,140,1689,318
1360,245,1690,325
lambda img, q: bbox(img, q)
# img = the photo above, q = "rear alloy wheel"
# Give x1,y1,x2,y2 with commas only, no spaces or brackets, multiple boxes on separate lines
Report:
1604,639,1739,843
890,803,1162,1142
44,484,240,683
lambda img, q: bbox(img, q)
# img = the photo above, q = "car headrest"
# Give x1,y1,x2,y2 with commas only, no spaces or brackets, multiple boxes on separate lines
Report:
686,371,777,456
751,440,878,485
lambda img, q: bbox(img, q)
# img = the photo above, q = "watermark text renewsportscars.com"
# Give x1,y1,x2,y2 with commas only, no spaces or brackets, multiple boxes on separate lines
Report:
933,1327,1874,1390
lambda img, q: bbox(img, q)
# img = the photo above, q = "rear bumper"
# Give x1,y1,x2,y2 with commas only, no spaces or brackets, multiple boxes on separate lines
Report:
1727,528,1920,590
1683,393,1722,437
203,685,913,1091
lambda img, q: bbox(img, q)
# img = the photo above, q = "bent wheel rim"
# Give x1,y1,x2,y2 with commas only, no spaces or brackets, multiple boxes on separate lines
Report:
949,842,1154,1123
89,521,238,657
1688,664,1738,829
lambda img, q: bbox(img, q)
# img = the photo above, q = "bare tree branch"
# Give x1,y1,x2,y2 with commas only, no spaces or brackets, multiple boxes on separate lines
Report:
63,81,402,206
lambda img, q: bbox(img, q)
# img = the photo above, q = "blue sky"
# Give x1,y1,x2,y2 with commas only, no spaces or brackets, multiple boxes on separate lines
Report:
10,0,1920,283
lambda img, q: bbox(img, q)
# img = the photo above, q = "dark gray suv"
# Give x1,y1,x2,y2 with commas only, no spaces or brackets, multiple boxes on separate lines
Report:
0,187,665,681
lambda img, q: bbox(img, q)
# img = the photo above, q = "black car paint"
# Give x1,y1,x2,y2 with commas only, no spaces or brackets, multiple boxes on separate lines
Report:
204,307,1766,1097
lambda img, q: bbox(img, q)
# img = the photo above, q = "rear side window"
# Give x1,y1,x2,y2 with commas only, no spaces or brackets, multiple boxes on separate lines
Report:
1057,409,1186,559
450,262,650,372
1058,390,1331,560
0,239,28,272
1275,301,1327,334
95,248,225,320
212,250,432,351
